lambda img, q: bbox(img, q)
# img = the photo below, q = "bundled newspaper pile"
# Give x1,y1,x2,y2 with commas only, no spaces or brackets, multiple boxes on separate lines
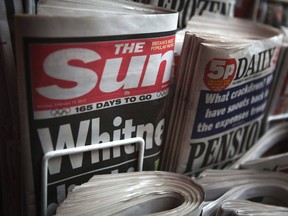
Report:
55,171,205,216
160,13,284,176
14,0,178,215
195,169,288,215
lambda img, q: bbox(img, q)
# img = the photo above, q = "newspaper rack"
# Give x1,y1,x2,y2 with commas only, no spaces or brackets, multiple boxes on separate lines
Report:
41,137,145,216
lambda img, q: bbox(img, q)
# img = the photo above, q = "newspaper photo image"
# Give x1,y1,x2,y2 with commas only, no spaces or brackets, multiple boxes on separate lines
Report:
160,13,284,176
14,1,178,215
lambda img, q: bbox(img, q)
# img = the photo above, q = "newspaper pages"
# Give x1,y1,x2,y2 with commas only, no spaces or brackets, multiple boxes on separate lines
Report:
195,169,288,201
203,182,288,215
217,200,288,216
230,122,288,172
0,1,23,216
133,0,236,28
268,28,288,123
160,14,284,176
195,169,288,215
14,1,178,215
55,171,205,215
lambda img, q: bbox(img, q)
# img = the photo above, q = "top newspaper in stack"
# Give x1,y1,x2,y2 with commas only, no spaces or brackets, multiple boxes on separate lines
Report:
14,1,178,215
161,14,284,176
135,0,236,28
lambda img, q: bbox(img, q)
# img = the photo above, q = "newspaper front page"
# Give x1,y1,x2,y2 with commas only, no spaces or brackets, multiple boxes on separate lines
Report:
14,1,178,215
161,14,284,176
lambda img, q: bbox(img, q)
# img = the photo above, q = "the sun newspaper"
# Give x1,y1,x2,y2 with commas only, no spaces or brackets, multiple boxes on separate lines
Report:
160,14,284,176
14,1,178,215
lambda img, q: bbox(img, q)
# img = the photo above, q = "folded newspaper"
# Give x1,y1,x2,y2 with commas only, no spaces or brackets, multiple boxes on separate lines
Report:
195,169,288,215
216,199,288,216
230,122,288,172
160,13,284,176
14,1,178,215
55,171,205,216
202,182,288,215
195,168,288,201
130,0,236,28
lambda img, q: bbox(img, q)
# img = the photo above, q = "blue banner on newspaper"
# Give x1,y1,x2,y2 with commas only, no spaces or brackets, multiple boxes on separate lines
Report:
192,74,273,138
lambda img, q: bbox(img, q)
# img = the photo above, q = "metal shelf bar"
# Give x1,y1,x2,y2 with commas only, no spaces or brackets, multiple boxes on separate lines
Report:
41,137,145,216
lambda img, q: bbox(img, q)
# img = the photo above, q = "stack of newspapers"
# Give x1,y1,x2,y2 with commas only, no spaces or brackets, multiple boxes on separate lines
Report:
10,0,288,216
160,13,284,176
14,0,178,215
54,169,288,215
55,171,205,216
